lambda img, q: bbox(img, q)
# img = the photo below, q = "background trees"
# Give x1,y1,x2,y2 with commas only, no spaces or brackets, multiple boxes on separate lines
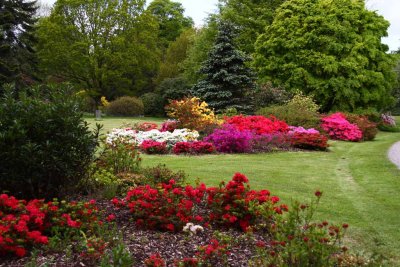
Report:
0,0,37,92
36,0,160,100
191,21,255,113
254,0,397,112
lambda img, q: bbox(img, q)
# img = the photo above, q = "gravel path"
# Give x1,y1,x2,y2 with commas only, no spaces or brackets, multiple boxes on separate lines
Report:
388,141,400,168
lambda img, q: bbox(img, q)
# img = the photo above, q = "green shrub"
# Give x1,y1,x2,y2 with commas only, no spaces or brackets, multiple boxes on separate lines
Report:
0,84,100,199
141,164,186,187
140,92,165,116
157,77,191,101
106,96,144,116
257,92,321,129
97,142,141,175
253,82,291,110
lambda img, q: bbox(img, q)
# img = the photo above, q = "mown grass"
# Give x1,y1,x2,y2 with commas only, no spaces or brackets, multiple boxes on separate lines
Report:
87,116,400,262
85,115,164,133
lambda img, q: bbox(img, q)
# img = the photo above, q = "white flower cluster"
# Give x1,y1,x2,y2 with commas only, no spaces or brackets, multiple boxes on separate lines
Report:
183,222,204,234
106,128,199,147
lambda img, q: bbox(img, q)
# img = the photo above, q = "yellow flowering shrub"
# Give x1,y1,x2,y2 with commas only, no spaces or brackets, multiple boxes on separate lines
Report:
166,97,221,131
101,96,110,107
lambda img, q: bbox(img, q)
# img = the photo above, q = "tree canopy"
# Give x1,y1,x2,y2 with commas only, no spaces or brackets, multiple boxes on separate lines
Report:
36,0,160,100
254,0,397,112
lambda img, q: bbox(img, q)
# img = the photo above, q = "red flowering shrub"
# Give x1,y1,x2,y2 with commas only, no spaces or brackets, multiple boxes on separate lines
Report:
140,140,168,154
190,141,215,154
346,114,378,141
145,253,166,267
225,115,289,135
206,173,286,231
174,258,200,267
136,122,158,132
173,142,216,155
118,181,206,232
173,142,192,154
0,194,103,257
290,133,329,150
196,239,230,265
160,120,179,132
321,113,362,141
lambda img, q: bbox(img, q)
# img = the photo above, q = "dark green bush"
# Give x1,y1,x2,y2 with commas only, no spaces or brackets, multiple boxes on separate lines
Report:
253,82,291,110
0,84,100,199
157,77,191,101
140,92,165,116
106,96,144,116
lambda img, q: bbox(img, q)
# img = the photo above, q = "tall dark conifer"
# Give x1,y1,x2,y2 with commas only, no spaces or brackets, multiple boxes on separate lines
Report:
191,21,255,113
0,0,37,91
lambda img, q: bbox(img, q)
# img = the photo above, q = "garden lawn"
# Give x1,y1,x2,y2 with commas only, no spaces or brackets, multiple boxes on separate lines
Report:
142,131,400,263
85,115,164,133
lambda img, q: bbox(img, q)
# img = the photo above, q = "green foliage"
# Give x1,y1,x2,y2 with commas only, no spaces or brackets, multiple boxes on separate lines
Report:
156,28,196,83
157,76,191,101
257,93,320,129
220,0,286,54
253,82,292,110
147,0,193,49
191,20,256,113
140,93,165,116
100,241,134,267
182,16,219,85
0,84,100,199
254,0,397,112
0,0,37,90
141,164,186,187
36,0,160,100
98,142,142,175
107,96,144,117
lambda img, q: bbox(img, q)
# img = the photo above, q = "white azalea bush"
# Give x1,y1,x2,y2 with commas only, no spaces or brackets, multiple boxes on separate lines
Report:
106,128,199,147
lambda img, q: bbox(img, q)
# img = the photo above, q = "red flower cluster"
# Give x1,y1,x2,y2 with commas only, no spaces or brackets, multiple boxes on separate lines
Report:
321,113,362,141
173,141,215,155
290,133,329,150
117,181,206,232
160,120,178,132
144,253,166,267
206,173,287,231
196,239,229,264
0,194,103,257
136,122,158,131
174,257,199,267
140,140,168,154
225,115,289,135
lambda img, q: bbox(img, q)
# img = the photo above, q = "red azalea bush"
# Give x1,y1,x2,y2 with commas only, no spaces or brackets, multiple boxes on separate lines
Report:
346,114,378,141
173,142,215,155
160,120,179,132
119,181,206,232
321,113,362,142
206,173,286,231
140,140,168,154
0,194,102,257
290,133,329,150
136,122,158,132
225,115,289,135
173,142,192,154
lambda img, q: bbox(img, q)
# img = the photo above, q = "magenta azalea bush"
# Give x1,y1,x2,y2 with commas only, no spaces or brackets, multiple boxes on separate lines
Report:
321,113,362,142
204,125,253,153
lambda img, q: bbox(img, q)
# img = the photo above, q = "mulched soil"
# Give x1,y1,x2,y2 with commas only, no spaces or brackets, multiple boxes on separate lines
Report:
0,199,267,267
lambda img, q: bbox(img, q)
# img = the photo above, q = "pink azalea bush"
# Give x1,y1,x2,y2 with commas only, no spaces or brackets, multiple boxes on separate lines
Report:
321,113,362,142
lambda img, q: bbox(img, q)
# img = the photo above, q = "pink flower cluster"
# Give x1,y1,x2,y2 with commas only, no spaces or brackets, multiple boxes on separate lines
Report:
321,113,362,141
289,126,319,134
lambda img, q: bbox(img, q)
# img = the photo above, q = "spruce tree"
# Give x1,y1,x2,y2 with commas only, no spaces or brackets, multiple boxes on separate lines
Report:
0,0,37,91
191,21,255,113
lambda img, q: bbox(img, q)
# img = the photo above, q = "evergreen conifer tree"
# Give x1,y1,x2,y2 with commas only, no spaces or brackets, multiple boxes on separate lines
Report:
191,21,255,113
0,0,37,91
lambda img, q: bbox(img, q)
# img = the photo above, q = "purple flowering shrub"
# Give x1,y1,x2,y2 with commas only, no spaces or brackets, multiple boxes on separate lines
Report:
204,125,253,153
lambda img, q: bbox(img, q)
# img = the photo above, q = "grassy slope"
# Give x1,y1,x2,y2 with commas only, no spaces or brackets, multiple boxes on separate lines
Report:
87,116,400,261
